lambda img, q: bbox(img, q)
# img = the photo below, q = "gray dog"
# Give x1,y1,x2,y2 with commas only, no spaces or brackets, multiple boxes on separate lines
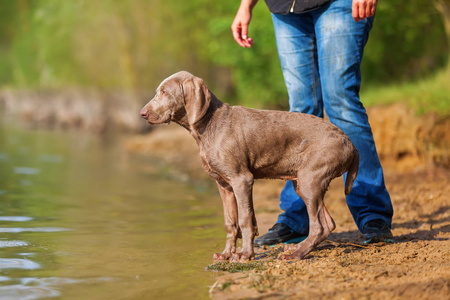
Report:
140,71,359,261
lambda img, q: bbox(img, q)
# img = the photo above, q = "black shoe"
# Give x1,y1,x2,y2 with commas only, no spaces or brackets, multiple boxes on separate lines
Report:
254,223,307,247
362,219,394,244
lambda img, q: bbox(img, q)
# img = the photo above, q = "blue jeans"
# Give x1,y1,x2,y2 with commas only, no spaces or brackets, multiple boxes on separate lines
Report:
272,0,393,233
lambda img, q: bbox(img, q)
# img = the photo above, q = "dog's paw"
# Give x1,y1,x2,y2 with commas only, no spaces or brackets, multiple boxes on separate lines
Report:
278,248,307,261
230,252,254,263
213,252,232,261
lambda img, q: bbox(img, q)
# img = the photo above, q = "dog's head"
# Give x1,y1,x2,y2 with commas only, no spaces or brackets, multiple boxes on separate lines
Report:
140,71,211,126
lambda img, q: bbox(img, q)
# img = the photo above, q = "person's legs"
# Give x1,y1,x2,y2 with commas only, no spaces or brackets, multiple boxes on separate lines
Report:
270,12,323,235
257,0,393,246
313,0,393,232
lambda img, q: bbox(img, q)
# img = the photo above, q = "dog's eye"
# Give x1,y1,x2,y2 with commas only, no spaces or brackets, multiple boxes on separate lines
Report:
160,90,167,96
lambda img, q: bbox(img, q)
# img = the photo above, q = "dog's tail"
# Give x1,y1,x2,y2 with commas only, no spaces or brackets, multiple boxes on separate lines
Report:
344,149,359,195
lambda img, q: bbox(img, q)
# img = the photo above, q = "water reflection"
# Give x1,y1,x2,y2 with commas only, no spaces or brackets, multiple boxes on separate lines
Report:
0,259,40,270
13,167,41,175
0,216,33,222
0,277,115,300
0,124,224,299
0,241,29,248
38,154,65,164
0,228,69,233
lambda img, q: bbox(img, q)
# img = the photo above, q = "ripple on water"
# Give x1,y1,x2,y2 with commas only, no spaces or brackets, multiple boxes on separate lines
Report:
0,284,60,300
0,216,33,222
0,227,70,233
19,180,33,186
39,154,64,163
0,259,40,270
0,241,29,248
13,167,40,175
0,277,115,300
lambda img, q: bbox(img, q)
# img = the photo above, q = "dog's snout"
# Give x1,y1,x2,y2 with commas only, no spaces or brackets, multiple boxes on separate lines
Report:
140,107,149,119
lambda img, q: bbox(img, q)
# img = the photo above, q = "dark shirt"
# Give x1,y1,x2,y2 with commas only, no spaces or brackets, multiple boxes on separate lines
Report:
264,0,331,14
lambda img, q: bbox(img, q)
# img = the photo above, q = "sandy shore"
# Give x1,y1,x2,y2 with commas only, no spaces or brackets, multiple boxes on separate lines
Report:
125,104,450,299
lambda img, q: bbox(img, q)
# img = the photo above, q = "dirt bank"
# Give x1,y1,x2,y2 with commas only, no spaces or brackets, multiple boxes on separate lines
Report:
369,104,450,170
126,104,450,299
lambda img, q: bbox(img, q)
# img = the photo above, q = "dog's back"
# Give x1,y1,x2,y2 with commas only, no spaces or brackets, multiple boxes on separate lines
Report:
201,104,358,187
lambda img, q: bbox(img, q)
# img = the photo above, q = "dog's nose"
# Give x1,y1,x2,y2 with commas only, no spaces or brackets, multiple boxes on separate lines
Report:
140,107,148,119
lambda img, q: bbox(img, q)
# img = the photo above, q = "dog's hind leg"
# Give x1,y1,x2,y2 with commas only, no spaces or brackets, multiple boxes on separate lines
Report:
279,174,334,260
322,204,336,233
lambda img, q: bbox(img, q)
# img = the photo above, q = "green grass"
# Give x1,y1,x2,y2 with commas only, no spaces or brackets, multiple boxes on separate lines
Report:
361,69,450,116
206,261,266,273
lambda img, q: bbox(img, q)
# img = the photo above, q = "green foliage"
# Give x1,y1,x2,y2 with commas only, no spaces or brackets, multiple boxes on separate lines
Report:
10,1,84,88
363,0,448,83
205,2,287,108
0,0,447,111
0,0,18,85
1,0,217,90
361,69,450,115
206,261,266,273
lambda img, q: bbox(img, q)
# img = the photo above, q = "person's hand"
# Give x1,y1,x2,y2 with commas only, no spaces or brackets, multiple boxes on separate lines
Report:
352,0,377,22
231,5,254,48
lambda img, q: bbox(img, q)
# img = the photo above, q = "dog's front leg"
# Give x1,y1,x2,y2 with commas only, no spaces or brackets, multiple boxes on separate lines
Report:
229,173,258,262
213,180,240,261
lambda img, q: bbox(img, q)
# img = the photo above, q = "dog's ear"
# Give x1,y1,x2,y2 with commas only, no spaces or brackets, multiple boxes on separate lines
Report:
182,76,211,125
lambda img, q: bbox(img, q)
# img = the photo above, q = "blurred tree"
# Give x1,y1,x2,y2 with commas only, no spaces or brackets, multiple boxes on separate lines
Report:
3,0,218,90
205,0,448,107
435,0,450,72
0,0,447,109
0,0,19,85
205,1,287,108
363,0,447,83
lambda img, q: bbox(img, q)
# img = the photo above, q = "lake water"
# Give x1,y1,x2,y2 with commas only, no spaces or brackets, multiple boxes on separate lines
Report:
0,123,225,299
